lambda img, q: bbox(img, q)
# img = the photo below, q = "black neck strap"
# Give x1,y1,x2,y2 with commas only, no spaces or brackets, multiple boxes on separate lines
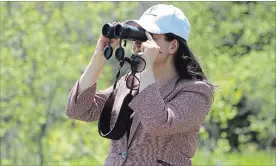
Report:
98,91,136,140
98,62,139,140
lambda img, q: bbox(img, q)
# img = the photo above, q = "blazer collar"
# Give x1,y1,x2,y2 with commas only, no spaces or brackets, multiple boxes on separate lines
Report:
158,75,180,100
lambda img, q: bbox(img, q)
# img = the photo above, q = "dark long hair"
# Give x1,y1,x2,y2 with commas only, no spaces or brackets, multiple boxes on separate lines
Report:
164,33,207,81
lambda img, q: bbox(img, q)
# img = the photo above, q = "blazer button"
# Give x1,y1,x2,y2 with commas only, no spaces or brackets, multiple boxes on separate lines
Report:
120,152,127,159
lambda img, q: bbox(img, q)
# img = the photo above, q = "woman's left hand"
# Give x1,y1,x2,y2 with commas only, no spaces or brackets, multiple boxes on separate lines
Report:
137,31,158,92
141,31,160,68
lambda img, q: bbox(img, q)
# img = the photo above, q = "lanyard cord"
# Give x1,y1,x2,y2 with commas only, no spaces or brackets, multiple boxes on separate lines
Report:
98,60,139,140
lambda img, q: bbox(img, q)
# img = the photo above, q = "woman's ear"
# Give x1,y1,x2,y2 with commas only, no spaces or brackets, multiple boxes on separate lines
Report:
168,39,179,55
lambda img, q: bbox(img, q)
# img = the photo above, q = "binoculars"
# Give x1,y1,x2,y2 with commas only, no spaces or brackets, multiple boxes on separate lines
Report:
102,23,147,41
101,23,148,61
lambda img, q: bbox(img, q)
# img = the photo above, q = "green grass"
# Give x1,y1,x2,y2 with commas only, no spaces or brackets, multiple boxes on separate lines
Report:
193,149,275,166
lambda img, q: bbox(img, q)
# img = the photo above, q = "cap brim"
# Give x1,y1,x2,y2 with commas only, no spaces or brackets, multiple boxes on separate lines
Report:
124,19,167,35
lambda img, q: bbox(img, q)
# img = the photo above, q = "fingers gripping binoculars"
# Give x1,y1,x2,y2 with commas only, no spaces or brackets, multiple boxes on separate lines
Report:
101,23,148,61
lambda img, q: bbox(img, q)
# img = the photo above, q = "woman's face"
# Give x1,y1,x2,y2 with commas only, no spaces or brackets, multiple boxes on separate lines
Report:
127,22,175,67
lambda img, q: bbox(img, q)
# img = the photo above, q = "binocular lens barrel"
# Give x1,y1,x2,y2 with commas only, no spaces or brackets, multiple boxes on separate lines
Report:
102,23,115,39
102,23,148,41
114,24,147,41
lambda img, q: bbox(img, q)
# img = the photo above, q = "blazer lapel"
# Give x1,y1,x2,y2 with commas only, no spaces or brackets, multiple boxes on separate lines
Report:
127,112,140,147
127,76,180,148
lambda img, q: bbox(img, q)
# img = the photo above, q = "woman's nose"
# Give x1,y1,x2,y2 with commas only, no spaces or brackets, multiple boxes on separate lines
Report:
134,46,141,54
132,43,141,54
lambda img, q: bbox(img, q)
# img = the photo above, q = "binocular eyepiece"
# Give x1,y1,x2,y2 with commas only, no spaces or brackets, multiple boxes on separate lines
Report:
102,23,147,41
102,23,116,39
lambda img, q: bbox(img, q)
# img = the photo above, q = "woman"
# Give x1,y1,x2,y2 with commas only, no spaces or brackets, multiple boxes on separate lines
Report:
66,4,215,166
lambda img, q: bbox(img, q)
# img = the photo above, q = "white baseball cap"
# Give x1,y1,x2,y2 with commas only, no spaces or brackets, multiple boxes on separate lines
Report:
125,4,190,41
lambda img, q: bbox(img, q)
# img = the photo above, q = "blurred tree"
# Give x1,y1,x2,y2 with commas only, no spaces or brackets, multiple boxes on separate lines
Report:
0,1,275,165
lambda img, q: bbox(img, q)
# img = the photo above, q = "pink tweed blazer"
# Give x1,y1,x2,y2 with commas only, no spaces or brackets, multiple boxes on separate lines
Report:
66,75,214,166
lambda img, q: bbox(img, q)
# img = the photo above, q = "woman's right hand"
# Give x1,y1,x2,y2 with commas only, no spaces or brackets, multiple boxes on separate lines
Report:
94,22,121,56
78,22,121,94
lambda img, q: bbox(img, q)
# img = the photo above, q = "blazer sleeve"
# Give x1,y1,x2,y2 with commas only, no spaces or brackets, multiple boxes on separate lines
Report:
65,79,115,122
128,81,214,136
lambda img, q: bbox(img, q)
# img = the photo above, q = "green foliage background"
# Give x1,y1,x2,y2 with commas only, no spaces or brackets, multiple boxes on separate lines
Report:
0,1,275,166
